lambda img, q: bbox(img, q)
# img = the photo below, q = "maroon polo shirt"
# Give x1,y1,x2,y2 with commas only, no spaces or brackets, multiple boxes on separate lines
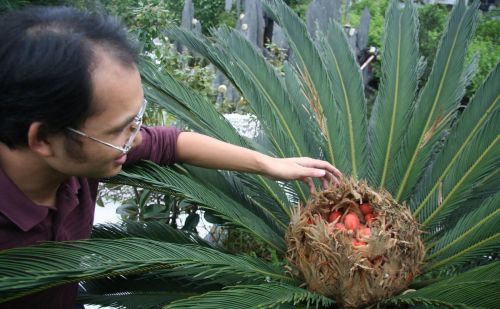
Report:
0,126,180,308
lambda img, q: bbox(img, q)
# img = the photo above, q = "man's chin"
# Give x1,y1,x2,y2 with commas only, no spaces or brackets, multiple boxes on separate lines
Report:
90,165,123,179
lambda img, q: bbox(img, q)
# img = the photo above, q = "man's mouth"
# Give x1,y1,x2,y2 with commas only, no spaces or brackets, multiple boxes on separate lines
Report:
114,154,127,165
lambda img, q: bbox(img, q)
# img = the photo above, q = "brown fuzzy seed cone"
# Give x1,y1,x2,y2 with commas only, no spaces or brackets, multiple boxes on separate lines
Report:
285,177,425,308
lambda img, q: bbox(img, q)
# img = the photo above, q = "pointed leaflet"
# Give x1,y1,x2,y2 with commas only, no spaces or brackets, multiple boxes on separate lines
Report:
368,1,420,189
0,239,291,302
386,262,500,308
410,61,500,228
283,62,326,158
263,0,350,174
166,283,334,309
140,60,245,146
424,193,500,272
186,166,289,233
212,26,320,200
391,0,480,201
166,27,309,201
165,28,290,159
140,58,293,218
79,292,192,309
213,26,316,160
92,221,211,246
113,162,286,252
316,19,368,179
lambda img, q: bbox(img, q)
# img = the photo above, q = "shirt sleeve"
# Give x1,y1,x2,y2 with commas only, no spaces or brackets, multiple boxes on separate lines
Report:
124,126,181,166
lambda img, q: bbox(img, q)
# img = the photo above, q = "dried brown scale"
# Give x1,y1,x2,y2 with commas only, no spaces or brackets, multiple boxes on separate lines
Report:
285,177,425,308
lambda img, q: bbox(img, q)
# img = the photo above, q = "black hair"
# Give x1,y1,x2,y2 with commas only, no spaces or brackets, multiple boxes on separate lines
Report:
0,6,139,148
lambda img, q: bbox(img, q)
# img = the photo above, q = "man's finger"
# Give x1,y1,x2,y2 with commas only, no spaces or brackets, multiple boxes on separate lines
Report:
302,177,315,193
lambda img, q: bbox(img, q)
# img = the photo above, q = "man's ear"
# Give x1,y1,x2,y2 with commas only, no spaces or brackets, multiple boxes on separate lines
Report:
27,122,54,157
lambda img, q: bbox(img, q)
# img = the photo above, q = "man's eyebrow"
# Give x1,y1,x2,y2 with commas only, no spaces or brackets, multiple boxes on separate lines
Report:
106,114,137,133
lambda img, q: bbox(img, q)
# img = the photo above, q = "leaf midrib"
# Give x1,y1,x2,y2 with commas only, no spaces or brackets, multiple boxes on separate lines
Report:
380,12,403,189
323,33,358,178
421,136,499,227
396,9,468,201
426,233,499,271
428,207,500,259
413,95,499,217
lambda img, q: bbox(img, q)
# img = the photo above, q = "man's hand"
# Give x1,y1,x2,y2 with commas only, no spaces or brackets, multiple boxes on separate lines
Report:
262,157,342,193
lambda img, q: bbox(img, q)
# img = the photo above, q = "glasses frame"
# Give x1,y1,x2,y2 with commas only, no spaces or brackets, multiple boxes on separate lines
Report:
67,99,148,154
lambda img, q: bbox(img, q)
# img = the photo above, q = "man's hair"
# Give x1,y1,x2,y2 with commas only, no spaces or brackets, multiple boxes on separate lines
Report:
0,6,139,148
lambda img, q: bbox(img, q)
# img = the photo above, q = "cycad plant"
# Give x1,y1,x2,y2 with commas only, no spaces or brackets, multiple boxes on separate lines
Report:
0,0,498,308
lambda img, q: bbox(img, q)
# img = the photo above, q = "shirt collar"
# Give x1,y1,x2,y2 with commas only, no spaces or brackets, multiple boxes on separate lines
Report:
0,168,81,232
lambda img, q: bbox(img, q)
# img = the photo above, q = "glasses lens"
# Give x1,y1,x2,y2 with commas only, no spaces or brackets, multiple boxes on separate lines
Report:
122,99,147,153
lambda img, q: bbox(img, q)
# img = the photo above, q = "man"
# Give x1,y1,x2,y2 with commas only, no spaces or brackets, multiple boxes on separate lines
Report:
0,6,341,308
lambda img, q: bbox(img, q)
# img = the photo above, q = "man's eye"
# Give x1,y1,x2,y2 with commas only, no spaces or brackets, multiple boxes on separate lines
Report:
110,126,127,135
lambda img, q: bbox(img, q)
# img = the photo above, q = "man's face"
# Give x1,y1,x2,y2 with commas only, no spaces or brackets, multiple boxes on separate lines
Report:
46,49,144,178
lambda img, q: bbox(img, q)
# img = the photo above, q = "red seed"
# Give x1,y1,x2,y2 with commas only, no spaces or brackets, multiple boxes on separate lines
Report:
327,211,342,223
344,213,360,231
359,203,373,215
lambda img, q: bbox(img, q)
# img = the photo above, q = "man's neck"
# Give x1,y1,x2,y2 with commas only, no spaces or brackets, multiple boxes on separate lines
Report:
0,144,66,207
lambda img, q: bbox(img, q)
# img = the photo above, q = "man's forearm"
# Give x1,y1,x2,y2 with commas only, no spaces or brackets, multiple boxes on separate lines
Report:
176,132,271,174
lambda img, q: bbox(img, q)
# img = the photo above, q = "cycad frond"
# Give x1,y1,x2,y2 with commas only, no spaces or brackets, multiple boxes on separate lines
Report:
113,162,286,252
164,28,289,158
184,165,288,234
368,1,421,189
140,59,245,146
212,26,317,161
79,291,192,309
0,238,292,302
391,0,480,201
140,59,293,221
410,61,500,228
210,26,316,201
384,261,500,308
91,221,211,247
165,26,310,202
166,283,334,309
424,193,500,272
263,0,350,174
316,20,368,179
282,62,326,159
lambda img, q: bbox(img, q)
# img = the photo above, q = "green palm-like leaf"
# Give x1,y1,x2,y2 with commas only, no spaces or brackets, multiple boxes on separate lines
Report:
410,61,500,228
392,0,480,201
424,192,500,272
91,221,211,247
0,238,292,302
384,261,500,308
79,275,209,309
79,292,192,309
140,59,292,218
263,0,350,174
213,26,317,161
113,162,286,252
182,165,289,233
164,27,310,202
316,20,368,179
210,26,318,200
368,1,422,189
166,283,334,309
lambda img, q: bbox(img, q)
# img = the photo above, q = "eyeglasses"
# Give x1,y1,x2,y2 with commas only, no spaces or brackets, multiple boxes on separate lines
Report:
67,99,148,154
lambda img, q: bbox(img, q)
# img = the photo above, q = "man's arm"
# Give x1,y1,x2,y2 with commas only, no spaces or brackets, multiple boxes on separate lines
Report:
176,132,342,192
